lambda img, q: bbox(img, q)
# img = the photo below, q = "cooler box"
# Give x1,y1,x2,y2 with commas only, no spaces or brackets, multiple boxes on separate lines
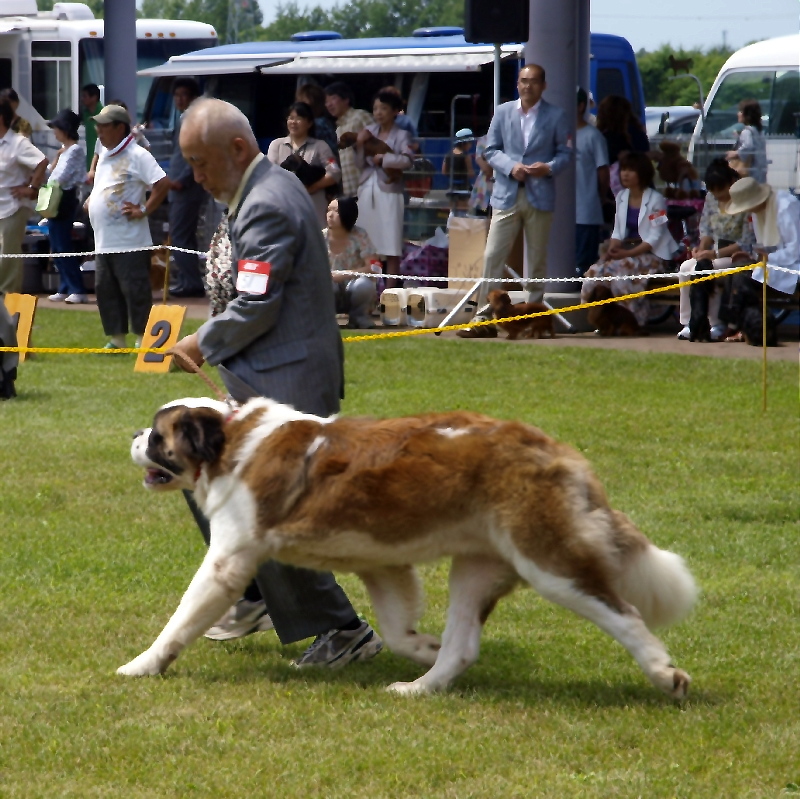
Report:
379,287,409,326
405,287,478,329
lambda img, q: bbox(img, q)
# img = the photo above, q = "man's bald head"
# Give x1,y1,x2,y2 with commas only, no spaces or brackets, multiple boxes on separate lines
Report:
179,98,261,203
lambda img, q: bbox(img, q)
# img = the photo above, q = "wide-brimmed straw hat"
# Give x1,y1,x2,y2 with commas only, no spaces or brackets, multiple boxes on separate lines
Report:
723,176,771,215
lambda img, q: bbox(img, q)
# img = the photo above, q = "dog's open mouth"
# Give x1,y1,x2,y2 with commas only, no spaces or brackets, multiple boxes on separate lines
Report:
144,468,175,486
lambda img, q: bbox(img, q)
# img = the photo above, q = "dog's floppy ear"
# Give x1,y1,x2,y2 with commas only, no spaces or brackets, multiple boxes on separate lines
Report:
176,408,226,464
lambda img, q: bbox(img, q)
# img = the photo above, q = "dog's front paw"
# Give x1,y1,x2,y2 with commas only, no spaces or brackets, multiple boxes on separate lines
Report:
386,680,433,696
117,650,170,677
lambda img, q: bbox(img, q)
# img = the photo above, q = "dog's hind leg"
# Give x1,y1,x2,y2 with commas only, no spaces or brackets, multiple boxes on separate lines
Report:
511,556,691,699
117,545,260,677
358,566,441,667
387,556,518,695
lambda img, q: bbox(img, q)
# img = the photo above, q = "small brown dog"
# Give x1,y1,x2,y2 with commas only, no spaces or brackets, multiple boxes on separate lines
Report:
487,290,555,340
586,284,641,336
338,131,403,183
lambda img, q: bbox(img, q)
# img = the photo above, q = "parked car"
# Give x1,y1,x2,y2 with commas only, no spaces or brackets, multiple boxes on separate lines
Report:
645,106,701,138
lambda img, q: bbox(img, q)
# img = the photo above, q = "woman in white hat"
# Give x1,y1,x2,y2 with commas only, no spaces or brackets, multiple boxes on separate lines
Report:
719,176,800,341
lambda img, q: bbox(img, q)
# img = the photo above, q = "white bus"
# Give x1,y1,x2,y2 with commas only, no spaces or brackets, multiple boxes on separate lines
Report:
0,0,217,142
689,34,800,190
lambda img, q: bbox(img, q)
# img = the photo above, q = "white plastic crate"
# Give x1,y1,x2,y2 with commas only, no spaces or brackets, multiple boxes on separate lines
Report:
379,287,409,326
405,287,478,329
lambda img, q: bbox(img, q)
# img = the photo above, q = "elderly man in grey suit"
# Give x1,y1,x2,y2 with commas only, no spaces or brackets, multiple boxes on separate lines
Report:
167,78,209,298
458,64,572,338
170,98,382,669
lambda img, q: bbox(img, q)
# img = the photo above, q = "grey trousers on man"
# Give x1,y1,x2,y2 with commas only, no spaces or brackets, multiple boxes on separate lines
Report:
184,491,356,644
95,250,153,336
476,186,553,310
168,186,208,293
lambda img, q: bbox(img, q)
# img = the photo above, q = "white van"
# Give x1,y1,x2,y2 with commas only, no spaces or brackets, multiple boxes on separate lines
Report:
689,34,800,190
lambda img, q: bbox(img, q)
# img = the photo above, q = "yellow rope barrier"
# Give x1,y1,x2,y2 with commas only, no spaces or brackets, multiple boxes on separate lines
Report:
0,263,757,354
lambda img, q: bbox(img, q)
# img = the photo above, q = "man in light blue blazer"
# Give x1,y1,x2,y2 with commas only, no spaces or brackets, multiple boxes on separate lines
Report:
458,64,572,337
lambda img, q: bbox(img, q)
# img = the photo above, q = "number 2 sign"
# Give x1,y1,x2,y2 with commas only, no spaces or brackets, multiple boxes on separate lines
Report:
134,305,187,373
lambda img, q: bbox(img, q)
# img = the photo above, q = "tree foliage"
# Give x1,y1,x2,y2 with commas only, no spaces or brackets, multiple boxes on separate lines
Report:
256,0,464,41
139,0,263,43
636,45,733,107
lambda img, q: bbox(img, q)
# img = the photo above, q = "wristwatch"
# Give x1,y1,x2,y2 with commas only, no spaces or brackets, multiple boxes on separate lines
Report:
139,204,147,217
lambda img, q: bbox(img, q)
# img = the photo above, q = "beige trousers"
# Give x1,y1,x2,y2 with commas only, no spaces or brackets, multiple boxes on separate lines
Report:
477,187,553,310
0,206,31,295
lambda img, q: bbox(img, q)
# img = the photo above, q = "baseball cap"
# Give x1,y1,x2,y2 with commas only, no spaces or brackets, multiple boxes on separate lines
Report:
92,105,130,125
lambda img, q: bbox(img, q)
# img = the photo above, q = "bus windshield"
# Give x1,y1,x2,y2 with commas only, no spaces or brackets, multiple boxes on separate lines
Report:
79,38,213,118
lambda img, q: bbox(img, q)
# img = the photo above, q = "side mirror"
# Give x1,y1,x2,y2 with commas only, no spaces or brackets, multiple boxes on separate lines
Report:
658,111,670,135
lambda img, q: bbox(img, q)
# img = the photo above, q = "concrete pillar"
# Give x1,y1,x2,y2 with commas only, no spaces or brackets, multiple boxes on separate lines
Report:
103,0,138,120
577,0,591,98
525,0,577,287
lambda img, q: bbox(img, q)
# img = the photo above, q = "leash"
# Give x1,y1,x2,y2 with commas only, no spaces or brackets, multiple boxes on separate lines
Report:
169,349,230,405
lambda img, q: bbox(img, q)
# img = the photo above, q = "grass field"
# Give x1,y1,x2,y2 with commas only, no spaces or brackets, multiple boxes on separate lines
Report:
1,308,798,798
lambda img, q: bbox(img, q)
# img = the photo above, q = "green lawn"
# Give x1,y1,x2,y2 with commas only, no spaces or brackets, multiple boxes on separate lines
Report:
1,308,797,798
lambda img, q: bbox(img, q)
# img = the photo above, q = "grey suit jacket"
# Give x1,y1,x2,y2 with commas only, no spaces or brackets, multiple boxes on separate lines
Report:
484,99,572,212
196,159,344,416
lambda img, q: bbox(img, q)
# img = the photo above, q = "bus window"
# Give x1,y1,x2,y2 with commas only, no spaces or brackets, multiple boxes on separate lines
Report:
79,38,217,119
705,70,772,136
769,69,800,136
0,59,11,91
31,40,72,120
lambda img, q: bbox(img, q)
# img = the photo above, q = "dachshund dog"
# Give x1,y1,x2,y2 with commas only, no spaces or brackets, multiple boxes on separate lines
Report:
338,131,403,183
487,290,555,340
586,284,641,337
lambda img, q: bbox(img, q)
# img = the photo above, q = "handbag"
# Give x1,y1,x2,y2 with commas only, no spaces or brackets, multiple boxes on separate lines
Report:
279,152,326,188
35,180,63,219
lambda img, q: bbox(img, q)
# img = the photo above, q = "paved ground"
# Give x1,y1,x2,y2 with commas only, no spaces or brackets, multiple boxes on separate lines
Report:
35,292,799,364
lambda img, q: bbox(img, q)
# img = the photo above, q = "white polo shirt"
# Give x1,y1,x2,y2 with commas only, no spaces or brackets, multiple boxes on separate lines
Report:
87,135,165,253
0,128,46,220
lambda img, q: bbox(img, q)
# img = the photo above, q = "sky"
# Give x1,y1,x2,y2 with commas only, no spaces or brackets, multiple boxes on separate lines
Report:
256,0,799,52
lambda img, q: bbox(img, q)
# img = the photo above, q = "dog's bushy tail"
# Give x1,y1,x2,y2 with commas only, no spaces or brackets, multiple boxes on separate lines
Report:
609,511,698,630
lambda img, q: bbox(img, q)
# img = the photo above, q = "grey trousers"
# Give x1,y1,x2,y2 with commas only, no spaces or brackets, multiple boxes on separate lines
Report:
477,187,553,309
184,491,356,644
168,187,207,292
95,250,153,337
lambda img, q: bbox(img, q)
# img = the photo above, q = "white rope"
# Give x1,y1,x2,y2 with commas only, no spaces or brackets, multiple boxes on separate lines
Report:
2,245,796,284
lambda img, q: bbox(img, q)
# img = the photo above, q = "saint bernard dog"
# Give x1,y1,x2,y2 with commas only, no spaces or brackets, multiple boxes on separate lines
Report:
120,396,698,698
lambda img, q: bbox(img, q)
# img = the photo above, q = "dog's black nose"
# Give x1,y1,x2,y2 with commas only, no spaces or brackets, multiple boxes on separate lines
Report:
133,429,144,439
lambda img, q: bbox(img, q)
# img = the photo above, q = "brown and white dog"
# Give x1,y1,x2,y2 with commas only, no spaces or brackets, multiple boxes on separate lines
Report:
120,397,697,698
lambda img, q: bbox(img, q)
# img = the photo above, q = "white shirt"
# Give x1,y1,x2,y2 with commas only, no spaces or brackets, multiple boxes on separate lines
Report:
49,142,86,190
0,128,46,219
88,135,166,253
575,124,609,225
751,190,800,294
516,98,541,147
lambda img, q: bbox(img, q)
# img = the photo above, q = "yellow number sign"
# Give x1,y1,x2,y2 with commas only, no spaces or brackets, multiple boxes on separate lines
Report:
135,305,187,373
3,293,37,363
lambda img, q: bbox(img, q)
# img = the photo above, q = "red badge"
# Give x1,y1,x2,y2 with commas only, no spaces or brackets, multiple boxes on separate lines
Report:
648,209,668,226
236,260,271,294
